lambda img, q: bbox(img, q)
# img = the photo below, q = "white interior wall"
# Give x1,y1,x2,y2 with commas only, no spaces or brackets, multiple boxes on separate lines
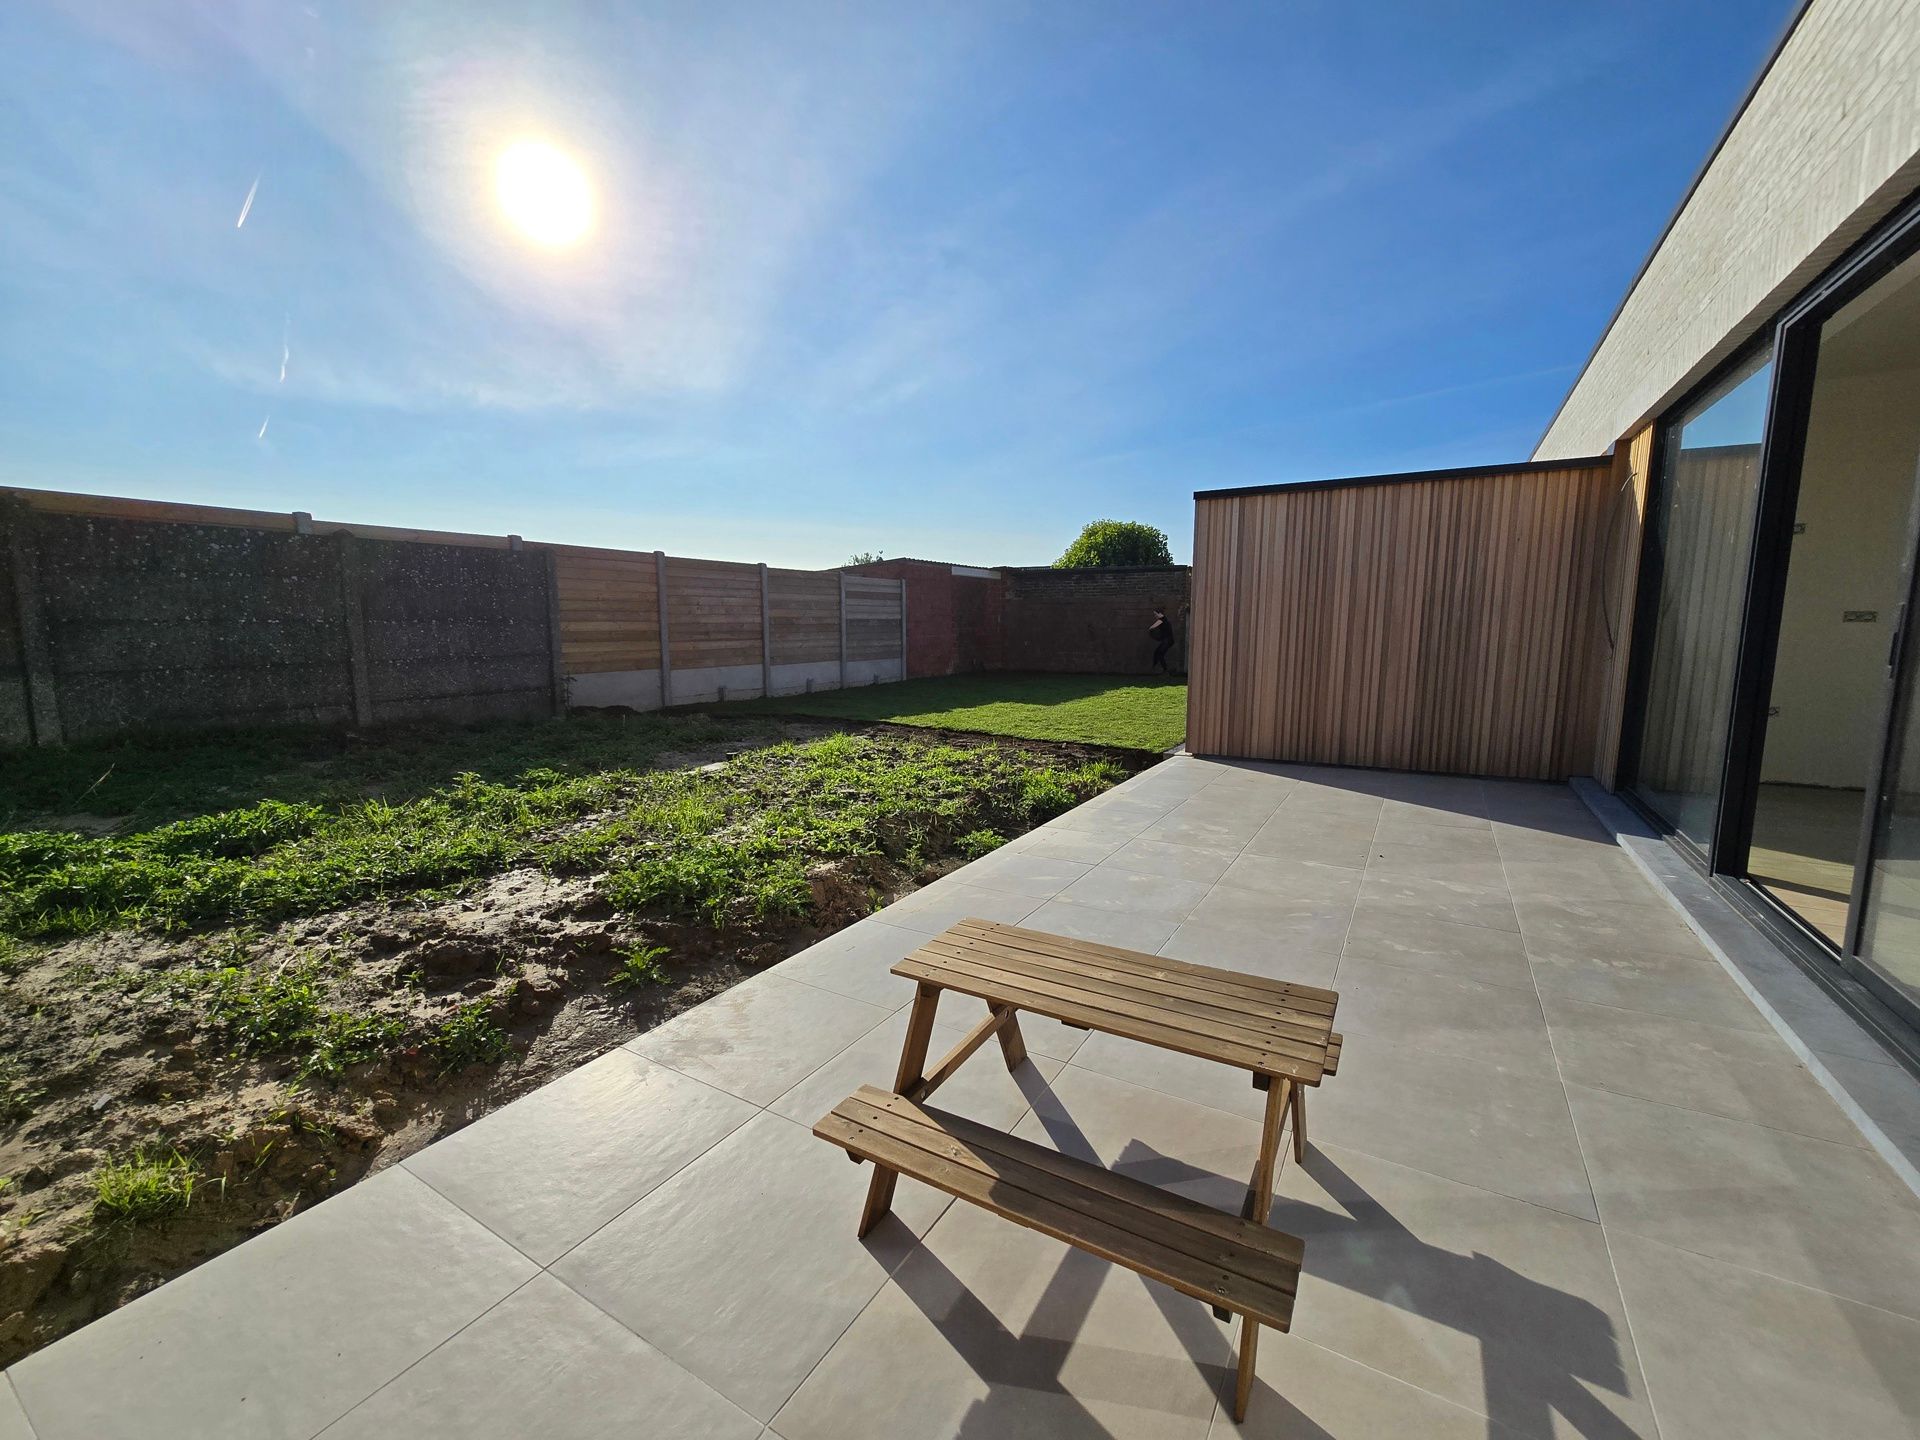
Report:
1762,364,1920,787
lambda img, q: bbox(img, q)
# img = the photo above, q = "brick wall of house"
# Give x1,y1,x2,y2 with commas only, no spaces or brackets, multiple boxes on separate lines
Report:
1001,566,1190,674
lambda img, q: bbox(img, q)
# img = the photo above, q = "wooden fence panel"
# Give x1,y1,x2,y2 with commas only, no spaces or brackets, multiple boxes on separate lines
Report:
664,557,763,670
552,547,659,675
768,568,841,665
1188,459,1617,780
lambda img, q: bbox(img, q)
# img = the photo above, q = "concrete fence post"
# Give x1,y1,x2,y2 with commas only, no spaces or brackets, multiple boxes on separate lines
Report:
897,577,908,682
544,550,567,716
655,550,672,709
3,500,63,746
838,571,849,690
759,562,772,698
338,534,375,728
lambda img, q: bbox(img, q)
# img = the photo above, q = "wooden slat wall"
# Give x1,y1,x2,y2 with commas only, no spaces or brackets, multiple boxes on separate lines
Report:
768,568,841,665
551,546,659,676
664,557,763,670
1188,461,1618,780
844,574,904,662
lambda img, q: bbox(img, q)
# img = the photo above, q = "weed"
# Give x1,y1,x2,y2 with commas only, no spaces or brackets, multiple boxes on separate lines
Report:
0,934,25,976
607,944,672,989
299,1010,406,1082
955,829,1006,858
431,1000,511,1071
93,1151,196,1223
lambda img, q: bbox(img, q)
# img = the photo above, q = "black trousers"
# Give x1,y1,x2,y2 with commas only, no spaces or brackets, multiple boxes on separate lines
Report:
1152,638,1172,672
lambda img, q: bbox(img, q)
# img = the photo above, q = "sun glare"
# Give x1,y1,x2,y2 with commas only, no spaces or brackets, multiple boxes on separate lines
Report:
494,139,595,248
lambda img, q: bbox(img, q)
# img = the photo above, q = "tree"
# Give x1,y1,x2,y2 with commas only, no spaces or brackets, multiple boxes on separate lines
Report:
846,550,884,566
1054,520,1172,568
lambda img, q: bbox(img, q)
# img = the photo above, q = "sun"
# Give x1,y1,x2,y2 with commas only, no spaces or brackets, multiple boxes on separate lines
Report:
494,139,595,248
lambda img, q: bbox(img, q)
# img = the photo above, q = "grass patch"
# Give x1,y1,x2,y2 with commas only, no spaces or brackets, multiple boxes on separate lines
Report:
93,1151,196,1223
711,674,1186,751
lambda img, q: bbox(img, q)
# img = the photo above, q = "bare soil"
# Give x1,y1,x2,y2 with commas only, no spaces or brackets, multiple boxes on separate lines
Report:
0,724,1144,1364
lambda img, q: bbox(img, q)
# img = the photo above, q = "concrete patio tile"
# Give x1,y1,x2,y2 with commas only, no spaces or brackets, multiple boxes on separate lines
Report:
1267,1143,1655,1440
1567,1084,1920,1320
9,1169,537,1440
1363,841,1508,891
0,1380,33,1440
553,1111,946,1423
1050,802,1163,839
951,849,1094,899
1010,829,1132,863
1159,920,1341,987
1022,896,1179,950
1217,853,1364,906
404,1049,757,1264
1357,873,1519,933
1306,1029,1597,1219
769,1006,1062,1131
1528,947,1773,1033
1499,855,1648,902
1375,800,1491,833
1608,1231,1920,1440
626,973,893,1105
1491,821,1617,857
1216,1334,1531,1440
1184,886,1354,951
1064,1031,1271,1123
1013,1064,1265,1214
883,881,1044,934
1138,810,1270,851
1056,866,1213,922
317,1274,760,1440
771,916,926,1010
1541,993,1863,1145
1330,957,1556,1078
1514,894,1703,960
1104,836,1241,884
1341,905,1535,990
1367,823,1502,859
773,1201,1227,1440
1239,816,1376,869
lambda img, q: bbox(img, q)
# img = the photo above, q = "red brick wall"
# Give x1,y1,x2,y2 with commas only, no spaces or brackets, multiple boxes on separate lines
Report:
1002,566,1190,674
845,561,1187,677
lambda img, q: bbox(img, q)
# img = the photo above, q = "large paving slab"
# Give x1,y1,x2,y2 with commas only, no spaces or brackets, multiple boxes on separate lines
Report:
11,754,1920,1440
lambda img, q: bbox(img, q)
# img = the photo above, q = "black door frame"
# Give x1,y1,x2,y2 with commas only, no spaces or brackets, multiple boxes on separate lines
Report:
1709,191,1920,1030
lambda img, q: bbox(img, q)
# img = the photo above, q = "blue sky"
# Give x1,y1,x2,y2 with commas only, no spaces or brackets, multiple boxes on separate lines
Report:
0,1,1794,568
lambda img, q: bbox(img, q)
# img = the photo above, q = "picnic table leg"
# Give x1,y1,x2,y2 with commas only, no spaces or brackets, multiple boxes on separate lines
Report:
1233,1073,1291,1420
992,1004,1027,1070
857,981,941,1238
1290,1080,1307,1161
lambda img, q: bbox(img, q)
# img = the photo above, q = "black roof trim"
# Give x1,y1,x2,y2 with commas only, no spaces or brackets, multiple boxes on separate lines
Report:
1531,0,1815,455
1194,455,1612,501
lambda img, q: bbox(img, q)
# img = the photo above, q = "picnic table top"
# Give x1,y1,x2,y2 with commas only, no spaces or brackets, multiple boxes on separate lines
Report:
893,917,1340,1085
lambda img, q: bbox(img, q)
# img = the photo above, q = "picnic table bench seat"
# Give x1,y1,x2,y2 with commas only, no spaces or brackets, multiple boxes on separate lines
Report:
816,1085,1305,1332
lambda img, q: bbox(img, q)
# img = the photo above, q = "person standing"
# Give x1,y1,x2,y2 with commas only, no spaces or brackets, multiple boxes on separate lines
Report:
1149,606,1176,674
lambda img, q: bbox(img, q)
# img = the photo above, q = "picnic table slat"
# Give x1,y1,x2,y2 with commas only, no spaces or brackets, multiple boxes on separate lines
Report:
894,953,1326,1083
817,1087,1301,1328
922,933,1336,1050
951,918,1338,1013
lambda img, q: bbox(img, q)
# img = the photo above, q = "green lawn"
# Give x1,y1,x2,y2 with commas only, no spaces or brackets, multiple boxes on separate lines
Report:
712,674,1187,752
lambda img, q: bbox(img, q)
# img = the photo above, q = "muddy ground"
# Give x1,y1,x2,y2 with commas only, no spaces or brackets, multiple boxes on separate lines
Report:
0,722,1145,1364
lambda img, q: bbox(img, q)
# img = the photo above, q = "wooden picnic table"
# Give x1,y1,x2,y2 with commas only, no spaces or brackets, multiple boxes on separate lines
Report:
813,916,1342,1421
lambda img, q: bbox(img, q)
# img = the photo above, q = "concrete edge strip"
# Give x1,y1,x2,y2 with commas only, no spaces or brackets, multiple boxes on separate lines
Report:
1569,778,1920,1200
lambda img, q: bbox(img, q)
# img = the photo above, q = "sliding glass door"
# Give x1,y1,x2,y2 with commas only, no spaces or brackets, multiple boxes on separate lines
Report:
1625,351,1772,851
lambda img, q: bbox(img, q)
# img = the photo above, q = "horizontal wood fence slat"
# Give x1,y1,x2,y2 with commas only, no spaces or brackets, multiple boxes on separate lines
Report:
1187,460,1619,780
